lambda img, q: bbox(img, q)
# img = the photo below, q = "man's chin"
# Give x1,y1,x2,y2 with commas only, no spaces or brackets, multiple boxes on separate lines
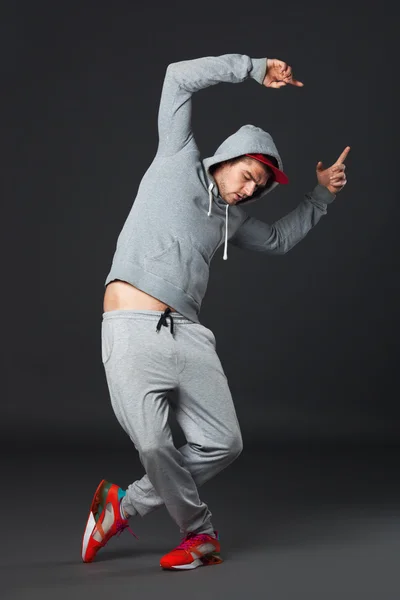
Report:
225,194,238,205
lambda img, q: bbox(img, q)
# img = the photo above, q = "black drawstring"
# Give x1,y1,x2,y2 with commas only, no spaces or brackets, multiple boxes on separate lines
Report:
156,307,174,335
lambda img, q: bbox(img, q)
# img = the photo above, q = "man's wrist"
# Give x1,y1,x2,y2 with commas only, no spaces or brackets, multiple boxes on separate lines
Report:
312,183,336,204
250,57,268,85
325,185,337,197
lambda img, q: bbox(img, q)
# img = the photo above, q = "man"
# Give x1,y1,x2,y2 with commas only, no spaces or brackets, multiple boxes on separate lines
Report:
81,53,349,570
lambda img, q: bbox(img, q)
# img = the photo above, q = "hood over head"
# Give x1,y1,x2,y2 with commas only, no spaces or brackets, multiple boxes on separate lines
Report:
203,124,286,206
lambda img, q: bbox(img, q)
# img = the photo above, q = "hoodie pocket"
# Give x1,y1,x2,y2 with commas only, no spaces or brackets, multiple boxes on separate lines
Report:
144,237,209,306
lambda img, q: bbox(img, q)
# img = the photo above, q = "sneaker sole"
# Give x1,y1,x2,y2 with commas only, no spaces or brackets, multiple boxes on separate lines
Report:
82,479,111,562
161,552,223,570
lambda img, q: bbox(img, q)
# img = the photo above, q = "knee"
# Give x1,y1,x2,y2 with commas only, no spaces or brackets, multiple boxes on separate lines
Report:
225,431,243,462
139,441,172,463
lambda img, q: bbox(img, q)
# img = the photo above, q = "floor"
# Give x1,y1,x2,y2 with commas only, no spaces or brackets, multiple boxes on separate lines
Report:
3,441,400,600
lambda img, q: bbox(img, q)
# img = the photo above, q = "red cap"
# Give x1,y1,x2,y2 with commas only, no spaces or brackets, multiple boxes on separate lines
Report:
246,153,289,184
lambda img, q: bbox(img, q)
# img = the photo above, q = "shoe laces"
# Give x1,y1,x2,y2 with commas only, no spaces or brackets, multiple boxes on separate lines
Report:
176,532,213,551
115,517,139,540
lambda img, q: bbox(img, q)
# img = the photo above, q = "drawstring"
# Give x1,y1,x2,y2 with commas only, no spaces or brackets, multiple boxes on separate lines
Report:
207,182,213,216
207,182,229,261
156,307,174,335
223,203,229,260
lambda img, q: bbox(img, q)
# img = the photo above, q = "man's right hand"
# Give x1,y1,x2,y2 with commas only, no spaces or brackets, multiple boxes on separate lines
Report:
316,147,351,195
263,59,304,88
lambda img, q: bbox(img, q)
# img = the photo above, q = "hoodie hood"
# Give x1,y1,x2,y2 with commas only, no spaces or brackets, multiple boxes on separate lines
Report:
203,124,284,206
202,124,284,261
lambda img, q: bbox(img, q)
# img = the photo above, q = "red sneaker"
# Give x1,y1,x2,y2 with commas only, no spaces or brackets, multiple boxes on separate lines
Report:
81,479,138,563
160,531,222,570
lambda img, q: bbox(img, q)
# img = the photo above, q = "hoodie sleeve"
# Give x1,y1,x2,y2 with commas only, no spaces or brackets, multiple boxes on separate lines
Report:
229,184,336,255
156,54,267,157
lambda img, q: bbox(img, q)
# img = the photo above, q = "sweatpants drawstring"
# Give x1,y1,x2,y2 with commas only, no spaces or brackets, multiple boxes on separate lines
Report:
156,307,174,335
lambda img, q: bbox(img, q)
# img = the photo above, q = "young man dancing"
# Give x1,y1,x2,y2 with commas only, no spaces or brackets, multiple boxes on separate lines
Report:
81,53,349,570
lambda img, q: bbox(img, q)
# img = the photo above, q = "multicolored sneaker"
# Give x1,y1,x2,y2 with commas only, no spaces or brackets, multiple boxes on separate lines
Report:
81,479,138,563
160,530,222,570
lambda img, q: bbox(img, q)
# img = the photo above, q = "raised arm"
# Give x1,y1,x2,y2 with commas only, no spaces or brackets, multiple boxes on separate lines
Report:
156,54,268,157
230,146,350,254
229,184,336,255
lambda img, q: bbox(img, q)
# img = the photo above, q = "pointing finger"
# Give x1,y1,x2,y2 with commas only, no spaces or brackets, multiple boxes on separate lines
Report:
290,78,304,87
284,72,304,87
336,146,351,165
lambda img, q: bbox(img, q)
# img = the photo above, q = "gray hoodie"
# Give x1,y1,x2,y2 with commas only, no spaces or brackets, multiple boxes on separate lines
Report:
105,54,335,323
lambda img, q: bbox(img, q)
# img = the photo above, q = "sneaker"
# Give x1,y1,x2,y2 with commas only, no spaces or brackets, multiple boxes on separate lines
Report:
81,479,138,563
160,530,222,570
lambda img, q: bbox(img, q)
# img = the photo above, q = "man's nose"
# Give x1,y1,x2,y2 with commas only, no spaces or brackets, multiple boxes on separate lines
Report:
243,182,256,197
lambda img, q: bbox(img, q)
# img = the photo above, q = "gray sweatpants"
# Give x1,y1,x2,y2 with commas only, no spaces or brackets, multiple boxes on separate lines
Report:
101,309,243,536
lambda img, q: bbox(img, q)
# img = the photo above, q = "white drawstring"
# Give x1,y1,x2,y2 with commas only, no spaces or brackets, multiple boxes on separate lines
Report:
207,183,213,216
207,183,229,260
223,203,229,260
207,181,229,260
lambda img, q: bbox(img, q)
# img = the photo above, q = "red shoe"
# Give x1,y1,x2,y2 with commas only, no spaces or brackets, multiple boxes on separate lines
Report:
160,530,222,570
81,479,138,563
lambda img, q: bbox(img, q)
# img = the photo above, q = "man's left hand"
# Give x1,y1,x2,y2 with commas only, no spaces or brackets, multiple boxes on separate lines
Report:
316,146,351,195
263,59,304,88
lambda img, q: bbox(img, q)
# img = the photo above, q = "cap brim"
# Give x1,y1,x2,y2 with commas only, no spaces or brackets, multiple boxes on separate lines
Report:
267,164,289,185
246,153,289,184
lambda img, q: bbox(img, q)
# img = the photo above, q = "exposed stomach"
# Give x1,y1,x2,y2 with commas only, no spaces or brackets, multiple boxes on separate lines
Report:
103,280,176,312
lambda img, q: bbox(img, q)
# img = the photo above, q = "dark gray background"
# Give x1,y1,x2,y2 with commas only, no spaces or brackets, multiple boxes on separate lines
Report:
3,2,400,599
3,0,399,448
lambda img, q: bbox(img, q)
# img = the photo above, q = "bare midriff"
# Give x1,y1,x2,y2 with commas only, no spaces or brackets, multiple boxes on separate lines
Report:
103,280,176,313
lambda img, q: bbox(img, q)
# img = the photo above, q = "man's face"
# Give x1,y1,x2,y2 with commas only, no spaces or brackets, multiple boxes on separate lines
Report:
214,158,271,205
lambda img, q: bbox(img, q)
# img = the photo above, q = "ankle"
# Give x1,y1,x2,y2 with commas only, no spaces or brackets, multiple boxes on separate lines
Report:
119,499,129,520
120,497,137,520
